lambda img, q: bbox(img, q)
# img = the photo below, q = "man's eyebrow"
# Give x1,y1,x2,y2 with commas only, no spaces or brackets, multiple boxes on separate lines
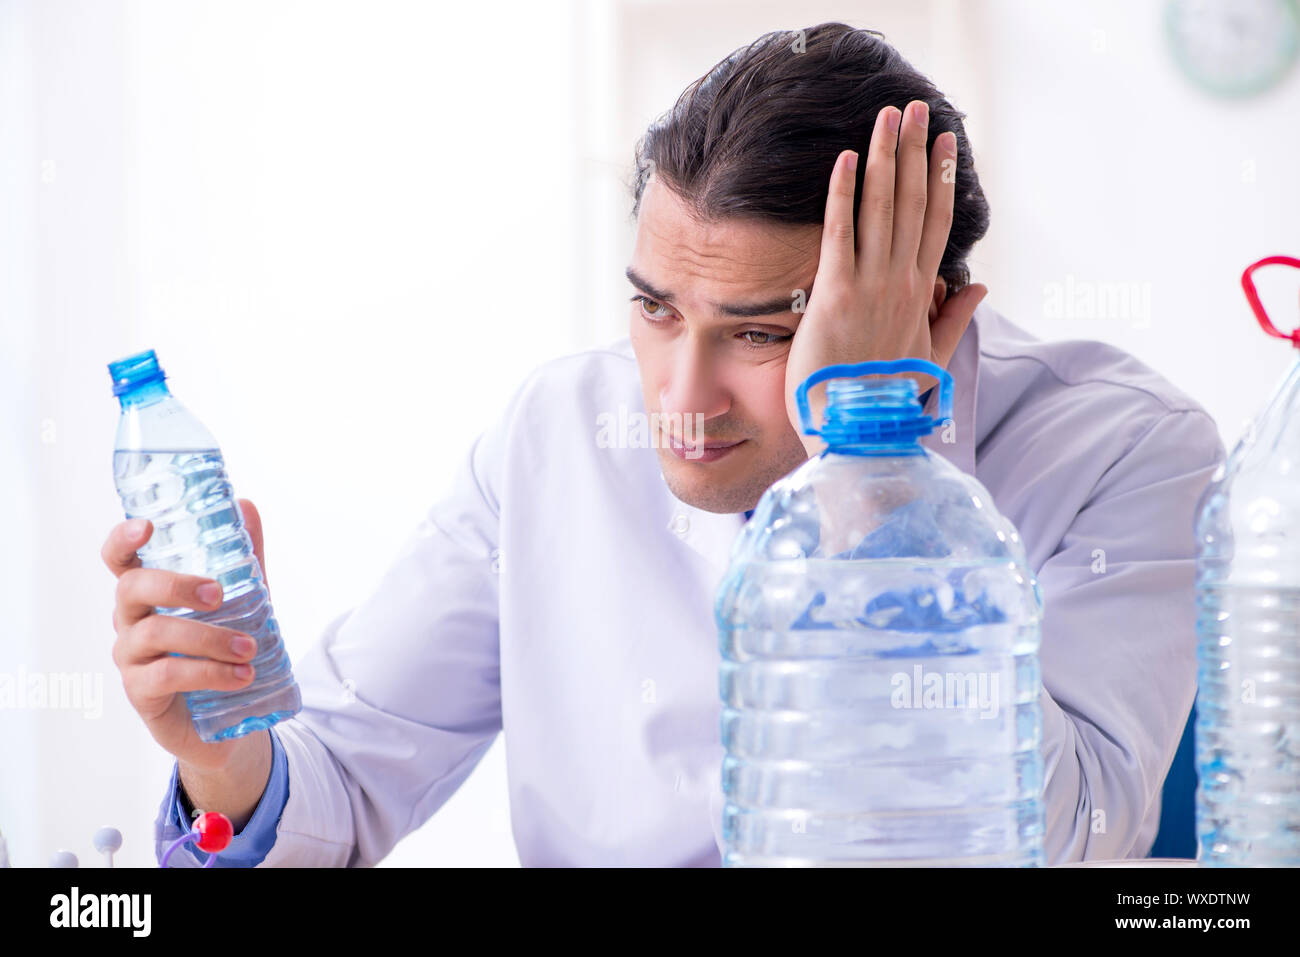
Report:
625,266,809,319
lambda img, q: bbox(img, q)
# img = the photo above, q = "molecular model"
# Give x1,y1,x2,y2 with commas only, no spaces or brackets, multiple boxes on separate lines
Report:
0,813,232,867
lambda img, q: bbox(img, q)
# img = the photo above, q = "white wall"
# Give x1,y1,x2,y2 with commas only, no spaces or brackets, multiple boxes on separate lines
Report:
976,0,1300,439
3,0,1297,867
2,0,591,868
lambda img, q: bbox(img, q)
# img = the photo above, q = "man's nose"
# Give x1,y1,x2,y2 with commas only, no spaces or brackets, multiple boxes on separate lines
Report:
659,343,730,420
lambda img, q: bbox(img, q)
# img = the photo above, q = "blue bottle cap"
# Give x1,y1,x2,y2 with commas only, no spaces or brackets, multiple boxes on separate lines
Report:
795,358,954,452
108,349,167,397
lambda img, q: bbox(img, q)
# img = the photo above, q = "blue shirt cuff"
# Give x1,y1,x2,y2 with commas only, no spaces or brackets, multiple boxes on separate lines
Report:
157,728,290,867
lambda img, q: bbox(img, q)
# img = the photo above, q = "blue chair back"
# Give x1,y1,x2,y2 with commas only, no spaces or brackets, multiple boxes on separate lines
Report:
1147,697,1198,859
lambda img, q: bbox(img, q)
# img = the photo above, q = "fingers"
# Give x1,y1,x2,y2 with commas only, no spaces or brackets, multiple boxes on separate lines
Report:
115,568,224,629
237,499,268,590
114,614,259,669
858,105,900,270
917,131,958,283
817,149,860,281
102,517,153,578
890,100,931,271
124,653,256,704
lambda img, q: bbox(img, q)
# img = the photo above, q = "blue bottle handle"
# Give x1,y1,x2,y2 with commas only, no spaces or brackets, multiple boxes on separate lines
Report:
795,358,954,435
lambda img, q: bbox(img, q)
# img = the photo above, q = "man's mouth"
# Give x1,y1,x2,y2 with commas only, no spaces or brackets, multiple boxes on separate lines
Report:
664,433,746,462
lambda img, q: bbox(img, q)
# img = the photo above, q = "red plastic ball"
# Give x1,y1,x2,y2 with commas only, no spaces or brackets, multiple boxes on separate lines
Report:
194,811,234,853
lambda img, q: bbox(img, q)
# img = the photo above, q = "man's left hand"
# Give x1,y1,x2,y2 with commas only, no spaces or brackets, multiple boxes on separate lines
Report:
784,99,988,456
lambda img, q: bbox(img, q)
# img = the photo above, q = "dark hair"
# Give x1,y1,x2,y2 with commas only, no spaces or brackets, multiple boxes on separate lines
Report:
630,22,989,293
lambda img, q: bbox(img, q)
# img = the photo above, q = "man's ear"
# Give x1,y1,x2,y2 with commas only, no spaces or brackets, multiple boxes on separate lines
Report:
928,277,948,324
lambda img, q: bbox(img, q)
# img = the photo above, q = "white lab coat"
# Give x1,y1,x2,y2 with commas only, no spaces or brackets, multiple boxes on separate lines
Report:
165,301,1226,866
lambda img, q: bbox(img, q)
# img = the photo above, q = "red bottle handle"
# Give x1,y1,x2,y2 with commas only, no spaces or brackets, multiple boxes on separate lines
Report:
1242,255,1300,347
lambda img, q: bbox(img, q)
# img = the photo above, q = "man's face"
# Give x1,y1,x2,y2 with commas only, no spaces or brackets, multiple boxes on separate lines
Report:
627,177,822,514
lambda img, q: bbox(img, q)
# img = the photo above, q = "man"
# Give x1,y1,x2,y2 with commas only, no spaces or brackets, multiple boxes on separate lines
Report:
103,23,1224,866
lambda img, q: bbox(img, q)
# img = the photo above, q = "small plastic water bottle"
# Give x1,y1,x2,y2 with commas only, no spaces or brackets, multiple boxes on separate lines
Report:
1194,255,1300,866
716,358,1046,866
107,349,301,742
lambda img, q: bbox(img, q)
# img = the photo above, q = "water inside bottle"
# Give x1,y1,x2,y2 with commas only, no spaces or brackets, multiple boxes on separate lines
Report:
719,555,1044,865
113,448,300,742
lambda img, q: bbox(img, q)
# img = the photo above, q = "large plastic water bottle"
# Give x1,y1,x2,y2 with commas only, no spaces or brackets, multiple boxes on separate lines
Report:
716,359,1046,866
1194,255,1300,866
107,349,300,742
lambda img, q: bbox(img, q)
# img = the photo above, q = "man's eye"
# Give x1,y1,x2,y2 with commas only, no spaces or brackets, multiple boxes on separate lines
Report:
740,330,791,347
631,295,673,322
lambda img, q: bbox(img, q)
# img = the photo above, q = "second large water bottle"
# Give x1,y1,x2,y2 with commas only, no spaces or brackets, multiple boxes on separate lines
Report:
1194,255,1300,866
108,349,301,743
716,359,1045,866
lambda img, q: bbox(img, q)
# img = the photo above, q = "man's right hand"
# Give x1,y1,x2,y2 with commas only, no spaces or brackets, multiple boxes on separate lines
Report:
102,498,267,773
